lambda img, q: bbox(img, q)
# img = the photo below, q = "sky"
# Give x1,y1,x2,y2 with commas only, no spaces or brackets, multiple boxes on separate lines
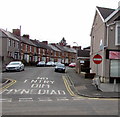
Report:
0,0,119,48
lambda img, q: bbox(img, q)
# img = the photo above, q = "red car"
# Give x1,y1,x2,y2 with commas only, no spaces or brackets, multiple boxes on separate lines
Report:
69,63,76,67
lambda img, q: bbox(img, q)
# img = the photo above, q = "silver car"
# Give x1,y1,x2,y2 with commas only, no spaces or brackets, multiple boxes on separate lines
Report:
6,61,24,72
46,61,55,66
37,61,46,67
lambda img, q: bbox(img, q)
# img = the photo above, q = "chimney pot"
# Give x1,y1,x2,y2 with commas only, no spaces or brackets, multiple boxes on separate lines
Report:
51,43,56,46
23,34,30,39
12,29,20,36
42,41,48,44
66,45,71,48
72,46,81,50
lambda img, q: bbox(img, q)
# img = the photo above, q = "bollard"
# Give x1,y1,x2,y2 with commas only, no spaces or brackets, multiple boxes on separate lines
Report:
113,79,116,92
92,75,100,90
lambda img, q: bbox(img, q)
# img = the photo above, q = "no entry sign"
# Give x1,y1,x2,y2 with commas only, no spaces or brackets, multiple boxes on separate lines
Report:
93,54,102,64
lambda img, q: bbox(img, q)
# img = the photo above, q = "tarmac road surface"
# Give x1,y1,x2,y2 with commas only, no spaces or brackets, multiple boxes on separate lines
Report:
1,66,119,116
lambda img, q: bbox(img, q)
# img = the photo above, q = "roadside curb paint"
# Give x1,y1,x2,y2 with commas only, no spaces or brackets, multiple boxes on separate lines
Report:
0,79,16,93
62,75,78,97
62,75,120,100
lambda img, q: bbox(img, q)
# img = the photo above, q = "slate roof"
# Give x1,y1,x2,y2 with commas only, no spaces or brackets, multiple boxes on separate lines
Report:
97,6,115,20
21,37,36,46
48,44,61,52
63,46,77,53
114,16,120,21
0,29,7,38
13,35,36,46
78,50,90,57
31,40,51,50
55,44,77,53
83,46,90,50
0,29,19,41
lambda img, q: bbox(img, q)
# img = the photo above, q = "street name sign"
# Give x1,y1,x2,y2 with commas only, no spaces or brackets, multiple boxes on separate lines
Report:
93,54,102,64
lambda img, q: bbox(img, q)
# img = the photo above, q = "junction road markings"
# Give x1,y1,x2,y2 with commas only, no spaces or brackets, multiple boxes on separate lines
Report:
57,97,69,101
1,76,66,95
0,79,16,94
0,98,12,102
38,97,52,102
62,75,119,100
62,76,77,97
19,98,33,102
72,97,85,100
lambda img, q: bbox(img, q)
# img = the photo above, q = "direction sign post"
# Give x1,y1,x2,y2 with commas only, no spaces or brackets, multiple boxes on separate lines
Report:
93,54,102,75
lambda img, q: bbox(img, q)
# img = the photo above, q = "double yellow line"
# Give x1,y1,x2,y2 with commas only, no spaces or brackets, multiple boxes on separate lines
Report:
0,79,16,93
63,76,120,100
63,76,77,97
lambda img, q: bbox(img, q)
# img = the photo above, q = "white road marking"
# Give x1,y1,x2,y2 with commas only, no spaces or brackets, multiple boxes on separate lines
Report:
0,98,12,102
38,98,53,101
57,97,69,101
72,97,85,100
19,98,33,102
24,80,28,83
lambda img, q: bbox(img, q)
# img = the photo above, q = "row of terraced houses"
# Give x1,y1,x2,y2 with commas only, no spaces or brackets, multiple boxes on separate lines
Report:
0,5,120,84
0,28,78,67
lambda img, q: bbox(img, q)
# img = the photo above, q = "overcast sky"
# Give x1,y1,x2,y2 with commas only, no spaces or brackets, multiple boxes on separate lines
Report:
0,0,119,48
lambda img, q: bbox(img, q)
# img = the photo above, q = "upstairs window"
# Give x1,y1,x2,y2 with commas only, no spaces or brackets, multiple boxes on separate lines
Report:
8,39,11,46
26,45,28,51
30,46,32,52
43,49,45,55
115,24,120,45
34,47,36,53
16,42,19,49
38,48,41,54
13,40,15,47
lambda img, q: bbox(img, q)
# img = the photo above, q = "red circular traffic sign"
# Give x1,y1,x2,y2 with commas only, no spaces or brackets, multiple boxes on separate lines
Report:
93,54,102,64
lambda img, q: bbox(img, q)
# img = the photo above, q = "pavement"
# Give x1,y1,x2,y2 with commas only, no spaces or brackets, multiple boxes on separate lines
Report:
66,68,120,98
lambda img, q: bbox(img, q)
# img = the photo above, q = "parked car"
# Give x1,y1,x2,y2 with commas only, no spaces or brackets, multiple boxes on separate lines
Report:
46,61,55,66
69,63,76,67
54,63,66,73
54,62,61,66
37,61,46,67
6,61,24,72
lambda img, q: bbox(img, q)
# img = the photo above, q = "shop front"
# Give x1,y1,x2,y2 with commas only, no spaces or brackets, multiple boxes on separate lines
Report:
106,50,120,83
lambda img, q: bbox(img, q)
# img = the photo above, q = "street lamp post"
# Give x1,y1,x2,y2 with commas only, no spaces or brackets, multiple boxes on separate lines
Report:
73,42,78,46
73,42,79,57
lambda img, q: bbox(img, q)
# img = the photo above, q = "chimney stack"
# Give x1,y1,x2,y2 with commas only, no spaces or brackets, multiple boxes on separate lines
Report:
13,29,20,36
50,43,56,46
42,41,48,45
66,45,71,48
72,46,81,50
23,34,30,39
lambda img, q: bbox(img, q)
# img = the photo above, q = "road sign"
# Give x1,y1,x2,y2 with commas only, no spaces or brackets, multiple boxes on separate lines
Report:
93,54,102,64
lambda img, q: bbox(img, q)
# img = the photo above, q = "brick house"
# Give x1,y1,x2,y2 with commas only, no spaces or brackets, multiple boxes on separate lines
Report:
55,44,77,65
48,44,61,62
90,6,120,83
31,40,53,63
13,29,37,63
0,29,20,68
75,47,90,74
1,28,78,66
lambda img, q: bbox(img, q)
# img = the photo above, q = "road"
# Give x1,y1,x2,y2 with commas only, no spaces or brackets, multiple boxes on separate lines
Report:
1,67,119,115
